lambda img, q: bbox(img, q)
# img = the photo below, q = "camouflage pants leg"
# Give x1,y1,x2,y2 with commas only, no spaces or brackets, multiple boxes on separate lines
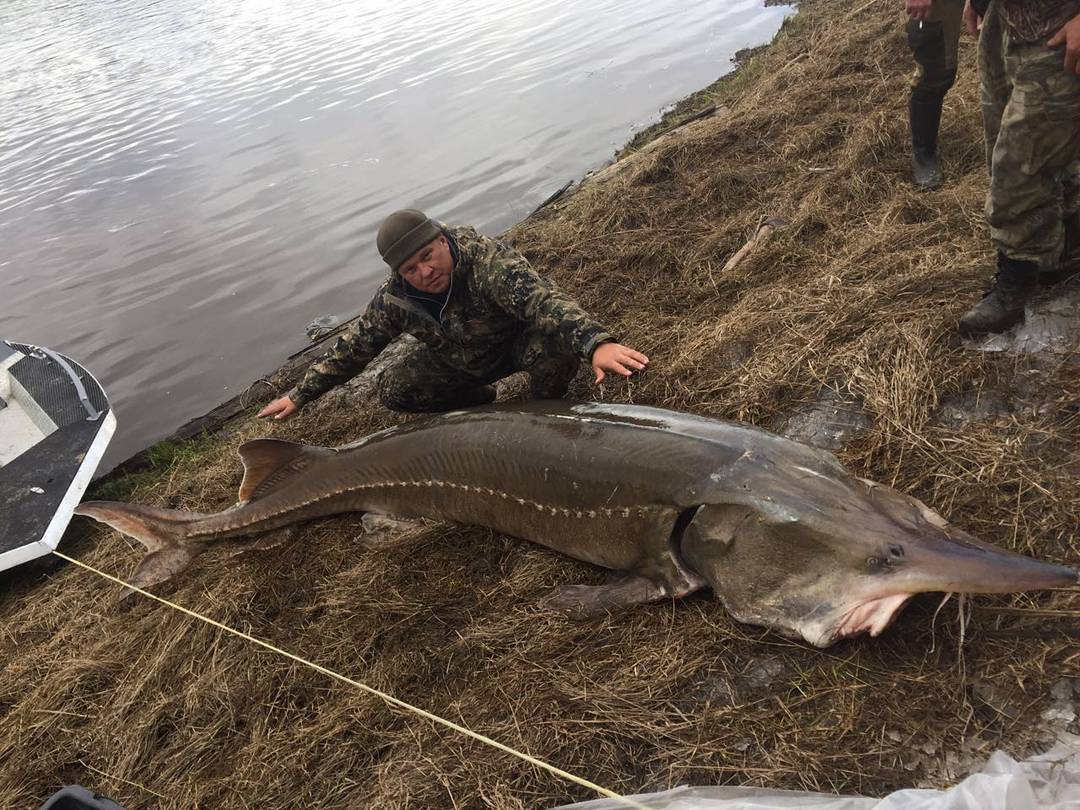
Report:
376,330,580,413
376,343,497,413
978,0,1007,169
907,0,964,102
1067,162,1080,216
980,1,1080,270
1065,164,1080,270
511,327,581,400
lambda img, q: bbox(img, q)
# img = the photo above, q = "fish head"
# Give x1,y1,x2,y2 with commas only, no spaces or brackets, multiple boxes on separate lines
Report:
681,461,1078,648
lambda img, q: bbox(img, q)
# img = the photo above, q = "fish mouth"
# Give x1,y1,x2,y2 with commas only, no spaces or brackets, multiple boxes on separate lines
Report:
825,593,915,644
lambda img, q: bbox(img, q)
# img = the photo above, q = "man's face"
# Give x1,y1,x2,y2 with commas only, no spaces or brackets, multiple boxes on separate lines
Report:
398,234,453,294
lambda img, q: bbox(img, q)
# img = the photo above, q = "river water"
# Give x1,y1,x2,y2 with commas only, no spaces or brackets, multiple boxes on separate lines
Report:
1,0,790,470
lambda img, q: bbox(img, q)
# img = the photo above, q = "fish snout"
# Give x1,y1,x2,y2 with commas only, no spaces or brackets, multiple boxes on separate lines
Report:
896,532,1078,595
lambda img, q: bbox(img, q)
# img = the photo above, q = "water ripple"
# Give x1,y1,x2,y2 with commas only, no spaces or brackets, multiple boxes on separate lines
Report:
0,0,790,469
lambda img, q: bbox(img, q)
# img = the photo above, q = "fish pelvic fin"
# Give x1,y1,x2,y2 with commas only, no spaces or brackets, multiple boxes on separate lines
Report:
74,501,212,598
236,439,335,502
120,543,204,600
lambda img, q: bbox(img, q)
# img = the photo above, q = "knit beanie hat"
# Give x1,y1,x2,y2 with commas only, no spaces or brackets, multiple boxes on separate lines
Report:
377,209,440,271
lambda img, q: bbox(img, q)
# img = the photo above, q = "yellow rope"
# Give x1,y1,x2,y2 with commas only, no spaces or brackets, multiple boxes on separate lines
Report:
52,550,649,810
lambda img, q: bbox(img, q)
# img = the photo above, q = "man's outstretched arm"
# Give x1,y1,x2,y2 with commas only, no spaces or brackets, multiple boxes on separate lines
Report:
258,295,398,420
480,239,649,380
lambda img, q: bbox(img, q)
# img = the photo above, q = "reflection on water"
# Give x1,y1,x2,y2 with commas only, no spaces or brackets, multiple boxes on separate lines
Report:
0,0,790,469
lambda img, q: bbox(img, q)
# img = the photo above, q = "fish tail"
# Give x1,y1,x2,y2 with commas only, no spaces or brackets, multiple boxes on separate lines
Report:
74,501,209,596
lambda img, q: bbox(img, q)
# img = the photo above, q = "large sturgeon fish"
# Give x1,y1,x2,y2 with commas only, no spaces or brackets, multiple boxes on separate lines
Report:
75,401,1077,647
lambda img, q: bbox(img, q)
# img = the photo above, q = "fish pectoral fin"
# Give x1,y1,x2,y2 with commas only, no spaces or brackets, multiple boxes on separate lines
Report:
237,439,333,501
544,574,678,618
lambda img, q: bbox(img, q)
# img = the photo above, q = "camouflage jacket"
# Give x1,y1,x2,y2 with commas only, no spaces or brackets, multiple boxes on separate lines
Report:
288,225,613,406
1000,0,1080,41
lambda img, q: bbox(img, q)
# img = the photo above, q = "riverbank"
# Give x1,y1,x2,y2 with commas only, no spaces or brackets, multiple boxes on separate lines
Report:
2,0,1078,807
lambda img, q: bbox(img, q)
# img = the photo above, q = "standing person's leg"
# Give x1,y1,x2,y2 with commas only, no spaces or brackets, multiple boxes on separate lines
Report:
513,329,581,400
907,0,964,188
978,0,1007,170
987,39,1080,271
960,18,1080,335
377,342,497,413
1055,163,1080,281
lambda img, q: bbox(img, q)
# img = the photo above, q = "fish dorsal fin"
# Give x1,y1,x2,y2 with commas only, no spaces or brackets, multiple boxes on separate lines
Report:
237,439,331,502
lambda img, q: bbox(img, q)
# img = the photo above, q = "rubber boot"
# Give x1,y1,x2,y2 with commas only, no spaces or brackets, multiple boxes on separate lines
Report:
910,94,945,190
958,253,1038,336
1042,210,1080,286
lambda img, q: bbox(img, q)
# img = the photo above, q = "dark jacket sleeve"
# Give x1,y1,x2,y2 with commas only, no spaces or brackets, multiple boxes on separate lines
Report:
476,238,613,359
287,288,398,406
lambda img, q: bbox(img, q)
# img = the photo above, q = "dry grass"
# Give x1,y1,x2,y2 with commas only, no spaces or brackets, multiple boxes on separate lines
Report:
2,0,1078,807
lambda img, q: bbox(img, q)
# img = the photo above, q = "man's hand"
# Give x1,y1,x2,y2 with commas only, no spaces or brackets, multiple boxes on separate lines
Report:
906,0,933,23
1049,13,1080,74
257,395,299,420
591,343,649,385
962,0,980,36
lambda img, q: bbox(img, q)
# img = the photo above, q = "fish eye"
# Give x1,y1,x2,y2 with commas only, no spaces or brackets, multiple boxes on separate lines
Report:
866,552,900,574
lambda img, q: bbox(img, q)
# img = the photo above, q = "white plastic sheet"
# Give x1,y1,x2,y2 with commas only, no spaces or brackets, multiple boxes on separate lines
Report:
554,734,1080,810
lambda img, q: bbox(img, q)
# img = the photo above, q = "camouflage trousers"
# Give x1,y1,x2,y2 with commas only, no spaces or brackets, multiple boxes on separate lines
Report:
907,0,964,101
980,0,1080,271
376,329,580,413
